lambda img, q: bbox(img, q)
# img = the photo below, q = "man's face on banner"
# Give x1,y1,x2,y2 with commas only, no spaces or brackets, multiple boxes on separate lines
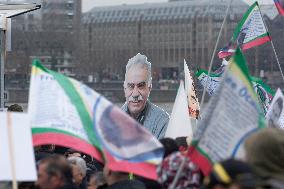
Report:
124,65,151,117
268,97,283,128
98,105,155,160
272,99,282,120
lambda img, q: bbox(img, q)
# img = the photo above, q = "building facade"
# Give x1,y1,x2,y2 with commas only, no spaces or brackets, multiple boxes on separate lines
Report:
6,0,81,74
82,0,248,82
5,0,81,105
3,0,284,105
82,0,284,91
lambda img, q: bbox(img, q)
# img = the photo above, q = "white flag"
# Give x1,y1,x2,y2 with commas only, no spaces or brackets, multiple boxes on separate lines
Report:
165,81,192,139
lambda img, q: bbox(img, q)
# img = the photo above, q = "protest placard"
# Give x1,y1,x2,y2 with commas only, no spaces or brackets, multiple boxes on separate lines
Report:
0,112,37,181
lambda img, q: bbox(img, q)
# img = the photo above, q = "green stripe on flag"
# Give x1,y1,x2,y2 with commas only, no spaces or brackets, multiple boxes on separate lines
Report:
251,76,275,96
32,59,50,73
32,127,85,140
196,146,214,164
231,48,250,81
233,2,258,40
195,69,221,78
32,61,101,150
232,48,266,128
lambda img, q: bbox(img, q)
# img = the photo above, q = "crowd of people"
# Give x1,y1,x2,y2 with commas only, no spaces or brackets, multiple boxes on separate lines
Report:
2,128,284,189
2,53,284,189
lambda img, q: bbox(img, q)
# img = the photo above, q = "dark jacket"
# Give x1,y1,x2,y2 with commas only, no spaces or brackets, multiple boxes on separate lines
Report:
105,180,146,189
79,177,87,189
58,182,79,189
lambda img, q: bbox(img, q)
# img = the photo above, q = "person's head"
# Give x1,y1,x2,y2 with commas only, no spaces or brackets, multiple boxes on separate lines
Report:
124,53,152,117
103,163,129,186
175,137,189,152
65,148,81,158
39,145,56,152
88,172,106,189
36,154,73,189
68,156,87,186
159,138,179,158
244,128,284,182
7,104,23,112
157,151,202,189
203,159,261,189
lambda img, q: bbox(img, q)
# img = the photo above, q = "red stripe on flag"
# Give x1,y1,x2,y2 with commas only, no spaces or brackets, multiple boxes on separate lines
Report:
33,133,103,162
242,36,271,50
218,51,234,59
187,146,213,176
105,151,158,180
275,1,284,15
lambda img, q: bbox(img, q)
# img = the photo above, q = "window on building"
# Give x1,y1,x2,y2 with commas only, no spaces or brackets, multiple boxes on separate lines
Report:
66,2,73,9
28,14,34,20
163,8,167,14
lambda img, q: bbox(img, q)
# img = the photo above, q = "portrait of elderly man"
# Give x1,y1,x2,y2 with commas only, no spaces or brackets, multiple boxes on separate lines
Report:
97,105,163,160
121,53,169,139
267,97,284,128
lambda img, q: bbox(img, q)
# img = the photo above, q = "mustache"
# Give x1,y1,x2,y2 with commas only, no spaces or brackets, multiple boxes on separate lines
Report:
128,95,143,103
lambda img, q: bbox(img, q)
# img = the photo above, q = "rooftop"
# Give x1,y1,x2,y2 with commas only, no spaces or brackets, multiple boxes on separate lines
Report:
83,0,249,23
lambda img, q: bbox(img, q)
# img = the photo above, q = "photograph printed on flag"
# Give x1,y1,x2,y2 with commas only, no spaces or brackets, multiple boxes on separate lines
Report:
266,89,284,129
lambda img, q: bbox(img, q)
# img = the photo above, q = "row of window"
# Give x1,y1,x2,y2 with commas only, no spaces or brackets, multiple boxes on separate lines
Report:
90,5,238,19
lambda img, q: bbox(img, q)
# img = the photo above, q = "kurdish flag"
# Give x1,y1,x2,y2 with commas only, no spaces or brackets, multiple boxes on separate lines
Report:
28,60,164,180
196,66,274,115
274,0,284,16
195,69,223,96
218,2,271,58
189,48,265,175
251,77,275,115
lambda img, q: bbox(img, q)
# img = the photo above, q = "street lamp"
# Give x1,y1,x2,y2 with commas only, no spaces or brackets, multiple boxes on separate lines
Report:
0,3,41,109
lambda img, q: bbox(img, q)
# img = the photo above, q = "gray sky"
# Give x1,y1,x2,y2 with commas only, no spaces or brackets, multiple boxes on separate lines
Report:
82,0,274,12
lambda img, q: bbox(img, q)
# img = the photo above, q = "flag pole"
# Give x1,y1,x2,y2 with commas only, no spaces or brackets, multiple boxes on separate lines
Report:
200,0,234,112
7,112,18,189
171,0,233,176
168,156,187,189
258,3,284,83
270,40,284,82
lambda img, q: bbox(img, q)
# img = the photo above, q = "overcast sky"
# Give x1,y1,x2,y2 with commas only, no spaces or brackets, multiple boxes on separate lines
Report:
82,0,274,12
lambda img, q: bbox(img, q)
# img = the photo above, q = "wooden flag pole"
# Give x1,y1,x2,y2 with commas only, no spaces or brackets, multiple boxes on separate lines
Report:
7,112,18,189
200,0,234,112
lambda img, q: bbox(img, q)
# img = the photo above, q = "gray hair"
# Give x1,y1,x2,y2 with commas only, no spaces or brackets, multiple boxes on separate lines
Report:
67,156,87,177
125,53,152,85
